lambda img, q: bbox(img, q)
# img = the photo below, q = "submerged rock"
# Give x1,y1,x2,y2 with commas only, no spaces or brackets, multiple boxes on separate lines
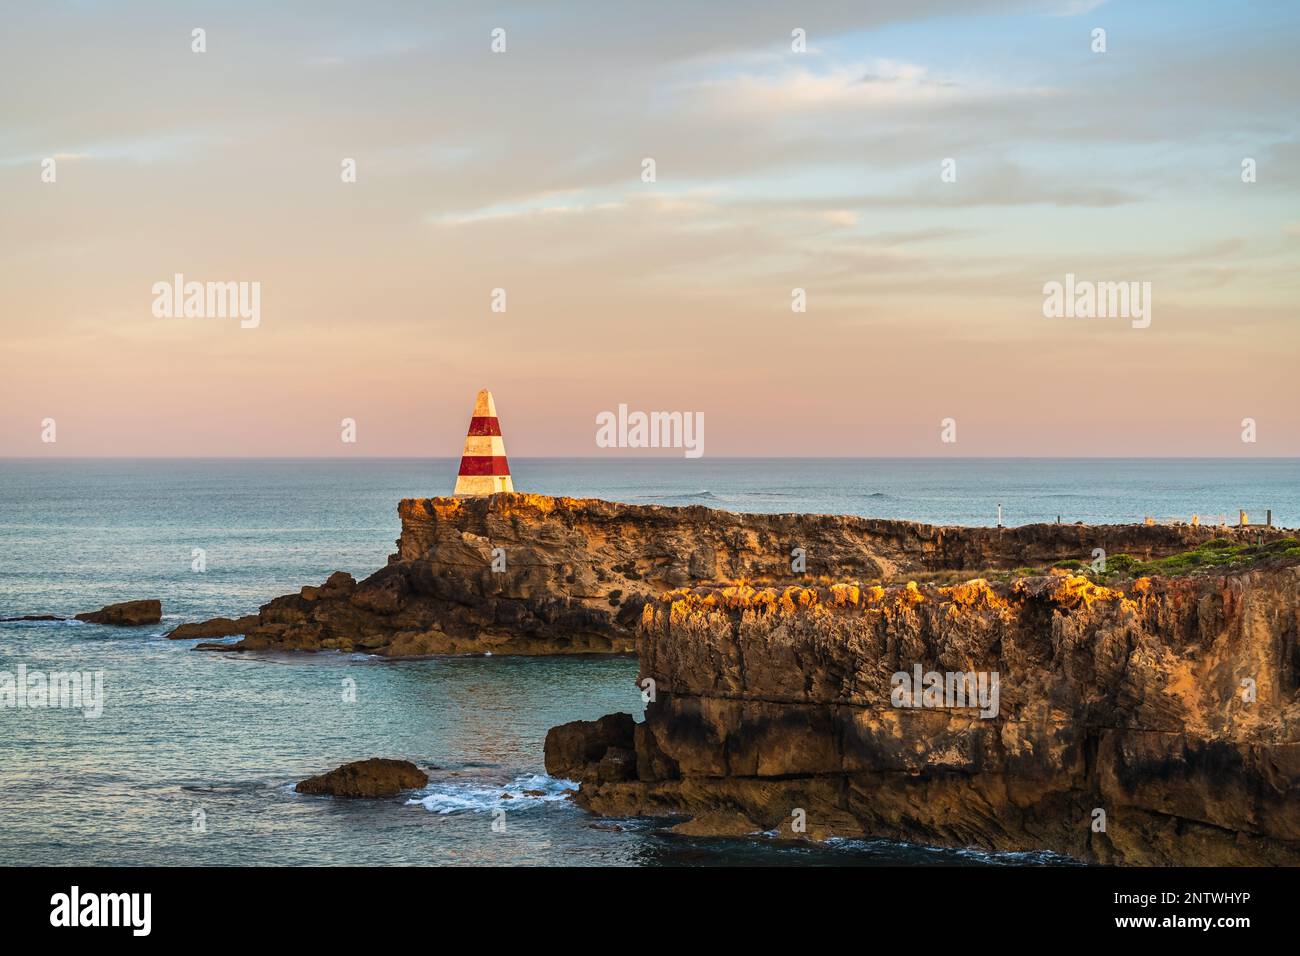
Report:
74,600,162,626
166,615,259,640
294,758,428,798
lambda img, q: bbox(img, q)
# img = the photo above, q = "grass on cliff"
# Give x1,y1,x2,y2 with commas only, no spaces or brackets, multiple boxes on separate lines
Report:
901,537,1300,588
1075,536,1300,582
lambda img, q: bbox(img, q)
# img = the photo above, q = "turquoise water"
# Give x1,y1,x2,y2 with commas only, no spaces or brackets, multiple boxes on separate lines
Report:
1,458,1294,866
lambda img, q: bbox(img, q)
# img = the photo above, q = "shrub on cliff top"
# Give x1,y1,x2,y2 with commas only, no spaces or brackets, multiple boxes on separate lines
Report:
1094,535,1300,582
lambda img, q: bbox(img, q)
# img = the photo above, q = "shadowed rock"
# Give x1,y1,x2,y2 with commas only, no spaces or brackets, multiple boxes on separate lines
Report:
544,713,637,783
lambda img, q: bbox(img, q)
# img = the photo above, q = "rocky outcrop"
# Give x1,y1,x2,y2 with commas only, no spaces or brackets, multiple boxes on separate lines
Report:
294,759,428,798
166,615,259,640
561,562,1300,865
74,600,162,626
220,563,638,656
544,713,638,783
209,493,1285,657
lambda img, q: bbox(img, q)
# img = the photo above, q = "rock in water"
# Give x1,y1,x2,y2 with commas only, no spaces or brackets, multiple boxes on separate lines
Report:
74,600,162,626
294,759,428,798
544,713,637,782
166,615,259,640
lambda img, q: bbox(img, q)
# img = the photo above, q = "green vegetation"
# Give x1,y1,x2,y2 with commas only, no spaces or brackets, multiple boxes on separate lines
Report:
1077,537,1300,582
874,537,1300,588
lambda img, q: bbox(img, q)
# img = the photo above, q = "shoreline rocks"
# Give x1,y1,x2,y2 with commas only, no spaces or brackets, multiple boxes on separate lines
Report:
294,759,429,798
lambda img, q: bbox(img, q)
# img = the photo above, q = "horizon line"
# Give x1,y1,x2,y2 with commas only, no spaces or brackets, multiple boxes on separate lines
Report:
2,456,1297,462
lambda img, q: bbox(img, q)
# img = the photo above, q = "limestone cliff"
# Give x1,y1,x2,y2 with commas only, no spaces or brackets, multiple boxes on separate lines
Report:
207,493,1282,657
560,564,1300,865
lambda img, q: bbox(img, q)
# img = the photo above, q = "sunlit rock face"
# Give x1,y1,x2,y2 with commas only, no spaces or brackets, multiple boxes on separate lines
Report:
215,492,1279,658
563,568,1300,865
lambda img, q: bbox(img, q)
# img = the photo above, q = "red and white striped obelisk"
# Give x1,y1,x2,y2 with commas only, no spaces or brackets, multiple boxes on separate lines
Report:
453,388,514,495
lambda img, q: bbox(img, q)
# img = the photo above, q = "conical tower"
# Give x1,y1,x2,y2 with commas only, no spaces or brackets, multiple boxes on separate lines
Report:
453,388,514,495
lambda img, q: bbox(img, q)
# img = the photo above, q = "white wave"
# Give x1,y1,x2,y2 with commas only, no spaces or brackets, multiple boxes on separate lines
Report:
405,772,577,814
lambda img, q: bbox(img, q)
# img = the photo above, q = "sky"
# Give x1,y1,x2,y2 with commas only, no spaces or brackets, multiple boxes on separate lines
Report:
1,0,1298,457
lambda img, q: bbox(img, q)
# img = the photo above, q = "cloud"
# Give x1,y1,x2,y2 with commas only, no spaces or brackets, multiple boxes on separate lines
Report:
685,57,1041,115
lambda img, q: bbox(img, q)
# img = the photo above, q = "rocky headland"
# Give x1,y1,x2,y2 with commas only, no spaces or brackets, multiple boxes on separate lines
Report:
189,493,1286,658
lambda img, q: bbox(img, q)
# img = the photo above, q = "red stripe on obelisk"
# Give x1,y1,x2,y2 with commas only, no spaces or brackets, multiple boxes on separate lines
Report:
466,416,502,436
458,456,511,476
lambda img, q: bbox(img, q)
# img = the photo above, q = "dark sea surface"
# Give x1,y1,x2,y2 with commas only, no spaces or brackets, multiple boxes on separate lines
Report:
1,457,1294,865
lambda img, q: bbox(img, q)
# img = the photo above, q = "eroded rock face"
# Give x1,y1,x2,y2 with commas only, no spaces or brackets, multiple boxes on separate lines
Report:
212,493,1277,657
568,565,1300,865
74,600,162,626
294,759,428,798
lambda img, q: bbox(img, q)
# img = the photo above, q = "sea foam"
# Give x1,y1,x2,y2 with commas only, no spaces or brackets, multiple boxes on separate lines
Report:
406,773,577,814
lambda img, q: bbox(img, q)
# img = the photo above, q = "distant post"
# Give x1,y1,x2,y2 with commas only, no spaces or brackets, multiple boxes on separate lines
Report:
997,504,1003,528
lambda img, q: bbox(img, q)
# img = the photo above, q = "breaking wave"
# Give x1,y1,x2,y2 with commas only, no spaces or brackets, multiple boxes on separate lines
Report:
406,773,577,814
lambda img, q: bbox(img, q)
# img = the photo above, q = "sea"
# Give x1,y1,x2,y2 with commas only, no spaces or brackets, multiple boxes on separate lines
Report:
1,458,1295,866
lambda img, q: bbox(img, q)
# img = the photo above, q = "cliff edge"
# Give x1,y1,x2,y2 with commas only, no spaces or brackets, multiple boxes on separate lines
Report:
209,493,1283,657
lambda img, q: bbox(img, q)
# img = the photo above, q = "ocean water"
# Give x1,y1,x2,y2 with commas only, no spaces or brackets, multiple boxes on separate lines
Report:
1,458,1294,866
